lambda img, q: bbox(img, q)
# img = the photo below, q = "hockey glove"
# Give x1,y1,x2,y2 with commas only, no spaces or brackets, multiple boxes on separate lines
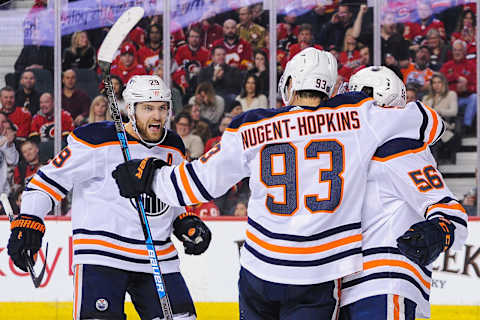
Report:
173,213,211,255
397,217,455,266
7,214,45,272
112,157,167,198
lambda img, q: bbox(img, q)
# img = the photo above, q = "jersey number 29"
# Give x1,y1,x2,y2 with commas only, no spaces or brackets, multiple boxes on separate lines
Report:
260,140,344,215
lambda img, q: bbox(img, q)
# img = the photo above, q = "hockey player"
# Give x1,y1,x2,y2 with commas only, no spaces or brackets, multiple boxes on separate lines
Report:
112,48,444,319
7,75,211,320
339,66,468,320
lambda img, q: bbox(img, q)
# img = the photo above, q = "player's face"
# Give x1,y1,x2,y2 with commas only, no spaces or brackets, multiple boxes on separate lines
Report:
135,101,169,142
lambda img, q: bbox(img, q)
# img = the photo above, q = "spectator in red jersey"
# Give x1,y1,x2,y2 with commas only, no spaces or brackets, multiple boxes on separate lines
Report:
61,69,91,127
402,45,434,98
451,8,476,61
174,27,210,93
403,1,445,46
137,24,162,74
30,92,73,145
193,13,223,50
186,201,220,218
127,26,146,48
0,86,31,141
211,19,253,70
110,43,147,85
15,70,40,116
440,39,477,132
13,140,41,189
62,31,96,71
238,6,267,50
287,24,323,63
204,114,233,153
198,46,243,105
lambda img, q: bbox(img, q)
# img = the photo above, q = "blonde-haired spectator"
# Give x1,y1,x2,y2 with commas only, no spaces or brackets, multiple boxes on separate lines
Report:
62,31,96,70
88,95,112,124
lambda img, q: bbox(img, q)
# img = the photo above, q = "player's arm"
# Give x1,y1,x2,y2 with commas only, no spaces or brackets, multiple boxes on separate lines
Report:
374,147,467,265
8,134,94,271
113,129,248,207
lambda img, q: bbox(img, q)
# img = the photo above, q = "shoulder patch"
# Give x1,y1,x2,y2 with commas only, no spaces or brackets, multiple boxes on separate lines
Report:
70,121,118,146
229,106,294,130
373,138,425,160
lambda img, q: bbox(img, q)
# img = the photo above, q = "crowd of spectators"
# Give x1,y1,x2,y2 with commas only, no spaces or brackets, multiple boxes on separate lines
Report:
1,0,478,216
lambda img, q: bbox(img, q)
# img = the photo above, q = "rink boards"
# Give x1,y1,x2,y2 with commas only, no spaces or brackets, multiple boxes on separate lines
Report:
0,217,479,319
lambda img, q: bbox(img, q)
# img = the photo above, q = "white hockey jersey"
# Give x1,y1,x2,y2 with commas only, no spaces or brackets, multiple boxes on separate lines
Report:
341,138,468,318
22,122,187,274
152,92,445,285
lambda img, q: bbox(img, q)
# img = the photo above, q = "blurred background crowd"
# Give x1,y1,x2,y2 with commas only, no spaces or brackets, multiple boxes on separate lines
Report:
0,0,477,217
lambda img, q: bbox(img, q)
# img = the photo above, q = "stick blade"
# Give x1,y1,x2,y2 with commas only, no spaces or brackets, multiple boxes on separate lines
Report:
98,7,145,63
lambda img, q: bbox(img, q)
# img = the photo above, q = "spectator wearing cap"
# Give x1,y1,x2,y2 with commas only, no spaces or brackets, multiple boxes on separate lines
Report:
0,86,31,140
110,43,147,84
451,8,477,61
211,19,253,70
440,39,477,131
137,24,162,74
402,45,434,98
61,69,91,127
238,6,267,50
15,70,40,116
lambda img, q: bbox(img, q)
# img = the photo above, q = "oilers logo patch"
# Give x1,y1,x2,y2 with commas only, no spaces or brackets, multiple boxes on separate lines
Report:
95,298,109,312
140,194,170,217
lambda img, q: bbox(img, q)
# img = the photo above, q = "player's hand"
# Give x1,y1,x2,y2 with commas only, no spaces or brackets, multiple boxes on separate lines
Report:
7,214,45,272
397,217,455,266
173,213,211,255
112,157,168,198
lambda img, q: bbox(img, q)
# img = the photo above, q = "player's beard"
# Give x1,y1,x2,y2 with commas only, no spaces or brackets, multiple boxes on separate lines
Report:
136,120,164,143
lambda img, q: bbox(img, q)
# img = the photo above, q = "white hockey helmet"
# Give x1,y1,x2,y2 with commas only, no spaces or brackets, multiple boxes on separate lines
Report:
279,47,338,105
348,66,406,107
123,75,172,145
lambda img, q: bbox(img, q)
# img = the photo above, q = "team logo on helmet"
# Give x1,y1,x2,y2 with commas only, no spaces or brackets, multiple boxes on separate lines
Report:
95,298,109,312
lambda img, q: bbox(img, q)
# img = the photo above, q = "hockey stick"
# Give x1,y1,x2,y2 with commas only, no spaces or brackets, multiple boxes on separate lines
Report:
1,193,48,288
97,7,174,320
